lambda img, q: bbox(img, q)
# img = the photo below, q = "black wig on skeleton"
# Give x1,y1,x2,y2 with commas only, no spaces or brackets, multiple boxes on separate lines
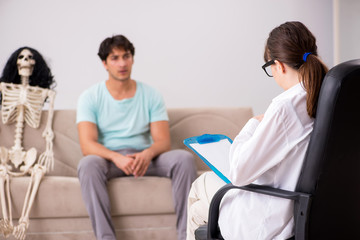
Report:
1,46,55,87
0,46,56,103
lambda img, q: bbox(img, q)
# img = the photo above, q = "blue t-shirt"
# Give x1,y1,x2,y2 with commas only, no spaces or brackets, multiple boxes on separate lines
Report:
76,81,168,150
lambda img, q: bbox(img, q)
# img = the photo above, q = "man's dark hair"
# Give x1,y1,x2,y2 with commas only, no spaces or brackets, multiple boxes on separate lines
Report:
98,35,135,61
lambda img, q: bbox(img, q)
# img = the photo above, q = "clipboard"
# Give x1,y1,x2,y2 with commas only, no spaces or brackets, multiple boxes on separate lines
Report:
184,134,232,183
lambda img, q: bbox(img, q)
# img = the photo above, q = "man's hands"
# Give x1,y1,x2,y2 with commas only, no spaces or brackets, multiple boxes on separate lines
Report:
111,149,154,177
111,153,135,175
78,121,170,178
118,120,170,177
127,149,154,177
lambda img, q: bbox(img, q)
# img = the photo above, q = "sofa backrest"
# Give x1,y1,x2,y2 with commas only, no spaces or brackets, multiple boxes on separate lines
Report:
0,107,252,177
167,108,253,172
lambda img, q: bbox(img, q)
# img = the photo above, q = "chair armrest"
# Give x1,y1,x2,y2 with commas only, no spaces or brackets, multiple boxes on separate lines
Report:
206,183,311,240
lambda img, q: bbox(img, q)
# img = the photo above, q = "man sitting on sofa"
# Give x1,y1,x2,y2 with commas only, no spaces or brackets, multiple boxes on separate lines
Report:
76,34,197,240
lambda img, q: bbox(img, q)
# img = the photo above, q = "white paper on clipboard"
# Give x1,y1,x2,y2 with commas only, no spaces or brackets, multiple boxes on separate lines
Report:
184,134,232,183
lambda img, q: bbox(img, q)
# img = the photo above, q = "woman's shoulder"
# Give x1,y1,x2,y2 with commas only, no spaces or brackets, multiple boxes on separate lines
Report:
266,89,311,130
267,90,305,117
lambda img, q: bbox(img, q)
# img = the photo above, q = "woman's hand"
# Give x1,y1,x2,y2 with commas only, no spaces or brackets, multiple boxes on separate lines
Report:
253,114,264,122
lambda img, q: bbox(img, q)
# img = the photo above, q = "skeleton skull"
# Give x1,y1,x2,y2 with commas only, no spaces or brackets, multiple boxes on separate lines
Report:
17,49,35,77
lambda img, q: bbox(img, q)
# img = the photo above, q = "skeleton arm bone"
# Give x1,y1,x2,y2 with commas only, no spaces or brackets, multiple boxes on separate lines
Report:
38,90,56,171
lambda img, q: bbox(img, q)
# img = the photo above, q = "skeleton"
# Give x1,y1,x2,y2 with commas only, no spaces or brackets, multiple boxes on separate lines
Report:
0,49,56,240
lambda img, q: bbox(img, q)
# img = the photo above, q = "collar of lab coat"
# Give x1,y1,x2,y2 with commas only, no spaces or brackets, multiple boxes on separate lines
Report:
272,82,305,103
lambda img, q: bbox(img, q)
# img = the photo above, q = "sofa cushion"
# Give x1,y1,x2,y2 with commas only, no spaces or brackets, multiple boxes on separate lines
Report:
108,177,174,215
3,176,174,219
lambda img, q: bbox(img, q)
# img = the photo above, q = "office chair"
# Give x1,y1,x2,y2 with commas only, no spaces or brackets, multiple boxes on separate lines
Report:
195,59,360,240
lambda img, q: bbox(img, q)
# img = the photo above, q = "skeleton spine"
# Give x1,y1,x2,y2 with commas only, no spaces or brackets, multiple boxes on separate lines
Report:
13,105,24,150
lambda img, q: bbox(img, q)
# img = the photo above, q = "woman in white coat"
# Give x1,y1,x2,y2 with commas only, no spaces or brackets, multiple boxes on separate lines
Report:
187,21,329,240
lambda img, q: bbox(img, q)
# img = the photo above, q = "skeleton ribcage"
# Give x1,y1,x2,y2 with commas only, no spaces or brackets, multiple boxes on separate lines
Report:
1,83,48,128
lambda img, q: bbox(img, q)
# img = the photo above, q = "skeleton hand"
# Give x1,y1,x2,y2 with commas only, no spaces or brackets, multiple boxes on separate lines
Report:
39,127,55,171
13,219,28,240
38,150,54,172
0,219,13,237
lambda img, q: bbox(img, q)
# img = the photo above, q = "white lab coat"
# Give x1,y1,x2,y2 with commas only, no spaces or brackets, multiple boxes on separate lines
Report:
219,83,313,240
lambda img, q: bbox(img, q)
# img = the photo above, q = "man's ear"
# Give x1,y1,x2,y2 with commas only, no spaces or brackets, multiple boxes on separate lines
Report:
102,60,108,71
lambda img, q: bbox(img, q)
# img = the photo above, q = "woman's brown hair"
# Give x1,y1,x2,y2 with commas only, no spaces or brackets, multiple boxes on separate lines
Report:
264,21,328,118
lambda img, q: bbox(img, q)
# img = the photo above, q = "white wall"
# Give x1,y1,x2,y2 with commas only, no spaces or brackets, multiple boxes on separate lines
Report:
0,0,334,114
337,0,360,63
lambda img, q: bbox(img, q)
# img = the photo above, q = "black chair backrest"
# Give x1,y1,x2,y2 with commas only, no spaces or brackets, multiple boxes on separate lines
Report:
295,59,360,239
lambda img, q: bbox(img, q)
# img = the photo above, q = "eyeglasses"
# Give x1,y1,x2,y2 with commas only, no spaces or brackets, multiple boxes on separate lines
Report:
262,59,275,77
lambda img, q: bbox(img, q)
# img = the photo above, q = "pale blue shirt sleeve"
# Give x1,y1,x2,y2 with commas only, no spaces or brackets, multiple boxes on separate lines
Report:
148,87,169,123
76,90,97,124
